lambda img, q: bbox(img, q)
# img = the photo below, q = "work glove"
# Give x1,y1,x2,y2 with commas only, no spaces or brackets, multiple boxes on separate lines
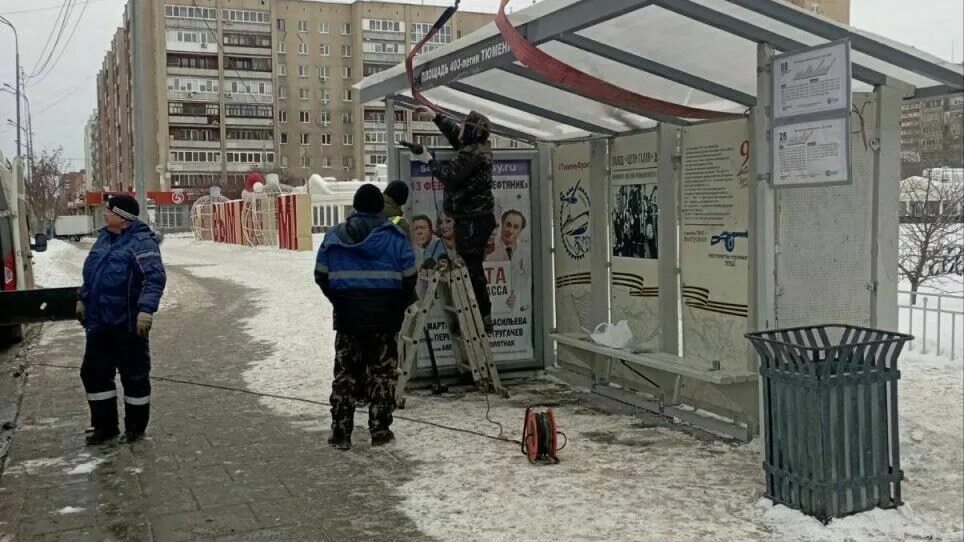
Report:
75,301,85,325
136,312,153,338
411,148,434,164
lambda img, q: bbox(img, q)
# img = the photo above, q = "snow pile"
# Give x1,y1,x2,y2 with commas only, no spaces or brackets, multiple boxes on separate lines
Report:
753,499,937,541
55,507,86,515
30,239,84,288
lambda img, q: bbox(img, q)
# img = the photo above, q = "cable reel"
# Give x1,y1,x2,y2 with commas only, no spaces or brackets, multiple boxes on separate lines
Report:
521,406,565,464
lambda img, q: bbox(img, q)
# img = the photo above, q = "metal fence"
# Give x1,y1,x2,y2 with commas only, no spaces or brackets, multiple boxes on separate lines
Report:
898,290,963,360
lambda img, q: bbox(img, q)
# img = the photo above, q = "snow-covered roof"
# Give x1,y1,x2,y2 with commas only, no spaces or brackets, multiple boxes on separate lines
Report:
356,0,964,142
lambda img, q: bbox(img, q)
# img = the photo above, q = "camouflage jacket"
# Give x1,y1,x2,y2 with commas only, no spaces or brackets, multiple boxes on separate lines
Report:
430,115,495,220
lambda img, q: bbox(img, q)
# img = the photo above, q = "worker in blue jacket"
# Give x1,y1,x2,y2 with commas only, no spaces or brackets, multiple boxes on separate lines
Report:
76,195,166,445
315,184,416,450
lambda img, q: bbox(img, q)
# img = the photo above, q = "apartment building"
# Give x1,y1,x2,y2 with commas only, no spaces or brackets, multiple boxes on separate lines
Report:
901,93,964,176
94,0,493,199
83,111,99,190
786,0,850,24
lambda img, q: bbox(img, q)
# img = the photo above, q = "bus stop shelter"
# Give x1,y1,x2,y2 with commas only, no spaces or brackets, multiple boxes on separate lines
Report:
357,0,964,439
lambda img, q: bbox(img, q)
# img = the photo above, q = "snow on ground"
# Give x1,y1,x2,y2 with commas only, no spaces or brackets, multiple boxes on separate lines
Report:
899,274,963,358
30,239,85,288
154,235,964,541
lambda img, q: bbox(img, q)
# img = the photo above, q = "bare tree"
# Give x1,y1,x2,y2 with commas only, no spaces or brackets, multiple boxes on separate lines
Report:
24,148,69,233
898,175,964,302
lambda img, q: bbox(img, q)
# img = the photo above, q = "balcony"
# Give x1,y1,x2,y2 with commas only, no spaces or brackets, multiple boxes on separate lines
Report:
165,19,214,31
167,66,220,78
362,52,405,64
223,69,272,80
223,45,271,57
227,162,266,172
226,139,274,149
363,121,405,130
168,115,218,126
364,143,388,152
168,89,219,102
363,30,405,42
167,161,221,173
168,138,220,149
223,92,273,104
220,21,271,34
410,121,438,132
166,40,217,54
225,116,273,127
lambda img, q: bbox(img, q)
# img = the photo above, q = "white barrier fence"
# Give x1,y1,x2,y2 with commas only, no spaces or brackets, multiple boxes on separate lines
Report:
898,290,963,360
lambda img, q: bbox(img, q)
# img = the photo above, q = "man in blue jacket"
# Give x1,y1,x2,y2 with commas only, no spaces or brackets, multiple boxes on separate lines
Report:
315,185,416,450
77,195,166,445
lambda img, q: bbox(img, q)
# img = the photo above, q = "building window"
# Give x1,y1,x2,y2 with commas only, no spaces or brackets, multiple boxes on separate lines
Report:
343,156,354,169
277,19,286,32
319,66,330,81
301,155,311,168
323,156,332,168
280,133,288,144
363,63,390,76
279,110,288,123
300,111,310,123
227,151,274,164
298,20,308,33
298,42,308,55
363,19,404,33
319,22,329,34
343,134,354,146
322,89,331,104
278,63,287,76
167,54,219,70
362,42,403,55
341,23,352,35
342,66,352,79
301,133,310,145
298,65,308,78
278,42,286,54
165,29,217,46
342,112,353,125
320,111,331,127
320,44,330,56
411,22,452,45
224,104,273,118
321,134,332,146
222,9,271,25
368,153,387,165
170,128,219,142
226,80,273,97
341,44,352,58
169,150,221,162
225,56,271,72
278,86,286,99
342,89,352,102
299,88,310,100
165,5,217,20
281,156,289,168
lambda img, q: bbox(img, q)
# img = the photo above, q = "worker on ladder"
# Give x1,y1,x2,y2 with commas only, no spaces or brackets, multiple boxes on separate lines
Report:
411,106,497,335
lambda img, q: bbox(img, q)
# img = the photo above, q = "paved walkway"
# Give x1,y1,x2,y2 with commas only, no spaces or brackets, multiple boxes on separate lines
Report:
0,266,431,541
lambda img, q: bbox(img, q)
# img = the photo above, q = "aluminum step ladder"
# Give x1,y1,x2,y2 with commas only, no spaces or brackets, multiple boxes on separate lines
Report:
396,258,508,408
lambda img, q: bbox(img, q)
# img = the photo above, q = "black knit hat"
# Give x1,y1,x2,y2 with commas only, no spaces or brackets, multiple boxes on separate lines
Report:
353,184,385,214
384,180,409,206
107,194,139,221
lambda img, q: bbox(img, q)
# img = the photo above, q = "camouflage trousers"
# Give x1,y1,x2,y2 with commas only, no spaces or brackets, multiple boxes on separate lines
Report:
330,332,398,437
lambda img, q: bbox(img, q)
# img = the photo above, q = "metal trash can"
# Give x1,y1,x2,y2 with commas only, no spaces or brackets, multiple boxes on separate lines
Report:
745,324,913,522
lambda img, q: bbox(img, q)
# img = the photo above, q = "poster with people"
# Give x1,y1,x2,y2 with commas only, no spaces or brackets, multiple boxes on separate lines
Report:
409,159,534,366
610,132,661,352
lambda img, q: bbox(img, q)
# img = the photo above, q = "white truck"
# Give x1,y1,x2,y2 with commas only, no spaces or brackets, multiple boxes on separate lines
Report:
54,215,93,241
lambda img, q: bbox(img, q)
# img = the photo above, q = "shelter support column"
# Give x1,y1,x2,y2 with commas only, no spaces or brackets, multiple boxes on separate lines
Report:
589,138,612,387
657,124,681,355
386,97,397,181
872,84,901,330
537,142,555,369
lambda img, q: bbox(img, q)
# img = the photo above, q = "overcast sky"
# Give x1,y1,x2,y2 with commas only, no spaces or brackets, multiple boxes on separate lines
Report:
1,0,962,173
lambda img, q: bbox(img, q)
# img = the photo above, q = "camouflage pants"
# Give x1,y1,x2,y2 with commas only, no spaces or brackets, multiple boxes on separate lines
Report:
330,332,398,437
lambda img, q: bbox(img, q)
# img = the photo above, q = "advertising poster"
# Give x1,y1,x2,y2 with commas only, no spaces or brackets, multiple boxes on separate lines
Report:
610,132,660,351
409,159,534,366
680,119,751,371
552,142,593,343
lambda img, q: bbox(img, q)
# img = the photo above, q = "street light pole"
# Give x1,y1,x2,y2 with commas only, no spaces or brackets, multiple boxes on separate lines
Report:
0,16,21,159
2,85,32,178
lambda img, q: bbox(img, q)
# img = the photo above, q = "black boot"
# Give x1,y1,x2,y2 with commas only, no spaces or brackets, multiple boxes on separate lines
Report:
85,427,119,445
327,430,351,450
120,431,145,444
371,430,395,447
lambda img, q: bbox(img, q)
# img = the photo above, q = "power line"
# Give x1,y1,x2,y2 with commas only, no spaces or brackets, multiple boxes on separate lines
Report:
0,0,109,16
29,0,76,79
31,0,92,85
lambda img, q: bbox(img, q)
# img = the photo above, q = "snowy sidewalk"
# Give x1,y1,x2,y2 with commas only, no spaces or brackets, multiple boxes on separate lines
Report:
0,237,960,541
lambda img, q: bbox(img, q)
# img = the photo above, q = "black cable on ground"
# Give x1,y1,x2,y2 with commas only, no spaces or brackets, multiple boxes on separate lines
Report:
33,363,523,446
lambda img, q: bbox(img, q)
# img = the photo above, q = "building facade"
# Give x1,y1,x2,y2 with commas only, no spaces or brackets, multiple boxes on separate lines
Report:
94,0,495,199
900,93,964,177
786,0,850,23
83,111,99,190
